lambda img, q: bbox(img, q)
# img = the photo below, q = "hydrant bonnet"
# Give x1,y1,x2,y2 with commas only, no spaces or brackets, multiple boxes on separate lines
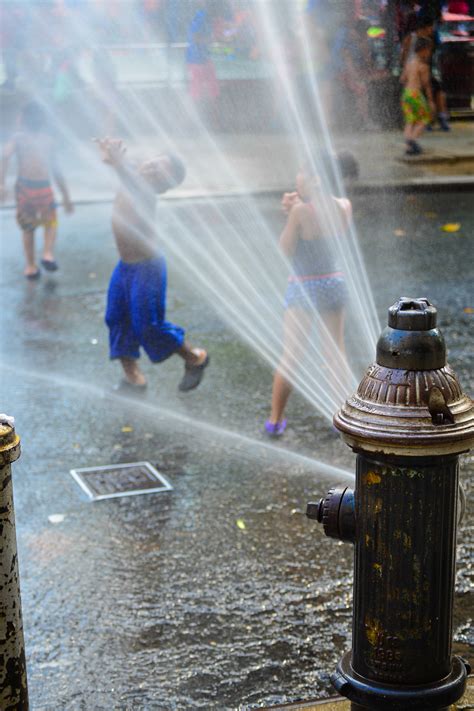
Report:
334,298,474,457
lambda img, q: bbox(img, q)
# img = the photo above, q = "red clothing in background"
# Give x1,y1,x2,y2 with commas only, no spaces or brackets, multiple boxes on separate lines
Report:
448,1,469,13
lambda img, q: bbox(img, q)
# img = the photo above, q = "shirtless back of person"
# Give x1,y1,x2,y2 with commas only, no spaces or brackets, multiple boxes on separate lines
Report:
298,196,351,242
13,131,55,182
111,183,159,264
403,54,429,93
97,138,183,264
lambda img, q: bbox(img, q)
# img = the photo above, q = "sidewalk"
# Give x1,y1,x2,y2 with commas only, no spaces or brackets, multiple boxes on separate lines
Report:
2,123,474,209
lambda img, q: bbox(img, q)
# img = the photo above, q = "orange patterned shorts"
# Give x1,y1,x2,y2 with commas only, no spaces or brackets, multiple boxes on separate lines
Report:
15,178,57,232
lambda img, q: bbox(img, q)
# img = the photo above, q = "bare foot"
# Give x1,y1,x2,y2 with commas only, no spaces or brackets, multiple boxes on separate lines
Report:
120,358,147,386
188,348,208,366
24,265,40,279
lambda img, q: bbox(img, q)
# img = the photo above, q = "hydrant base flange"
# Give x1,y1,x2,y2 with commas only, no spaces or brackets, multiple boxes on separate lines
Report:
332,652,468,711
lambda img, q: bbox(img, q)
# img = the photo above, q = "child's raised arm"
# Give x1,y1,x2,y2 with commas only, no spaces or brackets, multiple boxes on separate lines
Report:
94,137,145,196
279,204,302,257
95,137,127,167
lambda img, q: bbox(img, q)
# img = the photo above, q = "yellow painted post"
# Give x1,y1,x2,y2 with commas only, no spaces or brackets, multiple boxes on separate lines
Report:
0,417,28,710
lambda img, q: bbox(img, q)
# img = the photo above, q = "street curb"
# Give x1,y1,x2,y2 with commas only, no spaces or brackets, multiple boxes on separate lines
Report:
1,176,474,213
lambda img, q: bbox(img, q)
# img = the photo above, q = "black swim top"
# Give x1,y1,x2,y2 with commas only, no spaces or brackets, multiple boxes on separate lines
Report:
291,202,340,277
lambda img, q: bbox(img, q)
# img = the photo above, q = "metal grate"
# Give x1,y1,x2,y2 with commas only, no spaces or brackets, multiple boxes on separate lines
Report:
70,461,173,501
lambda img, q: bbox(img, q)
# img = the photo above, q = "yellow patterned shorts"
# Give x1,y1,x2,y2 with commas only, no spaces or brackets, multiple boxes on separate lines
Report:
401,89,431,125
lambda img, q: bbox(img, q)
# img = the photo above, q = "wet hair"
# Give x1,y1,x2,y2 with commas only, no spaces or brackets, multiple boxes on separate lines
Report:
303,149,359,193
164,153,186,187
415,36,433,54
22,101,47,132
336,150,359,180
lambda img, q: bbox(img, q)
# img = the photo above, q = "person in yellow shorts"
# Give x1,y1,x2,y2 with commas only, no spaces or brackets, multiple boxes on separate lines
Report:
0,102,73,279
400,37,436,155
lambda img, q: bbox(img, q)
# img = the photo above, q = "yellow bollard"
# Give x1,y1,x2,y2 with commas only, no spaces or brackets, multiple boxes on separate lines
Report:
0,417,28,710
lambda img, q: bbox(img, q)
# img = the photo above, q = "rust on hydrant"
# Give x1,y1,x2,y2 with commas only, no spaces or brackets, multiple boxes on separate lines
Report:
308,298,474,711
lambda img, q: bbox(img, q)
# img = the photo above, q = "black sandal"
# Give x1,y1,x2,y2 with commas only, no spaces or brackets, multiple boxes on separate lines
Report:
178,354,209,392
41,259,59,272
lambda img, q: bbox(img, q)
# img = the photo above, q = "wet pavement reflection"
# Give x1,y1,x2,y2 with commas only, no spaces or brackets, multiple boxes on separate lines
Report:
0,192,472,709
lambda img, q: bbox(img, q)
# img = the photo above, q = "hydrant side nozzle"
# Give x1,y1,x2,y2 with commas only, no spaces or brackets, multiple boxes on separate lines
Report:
306,500,323,521
307,486,355,543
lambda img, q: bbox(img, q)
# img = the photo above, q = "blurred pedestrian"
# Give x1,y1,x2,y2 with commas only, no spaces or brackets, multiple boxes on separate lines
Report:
400,37,435,154
430,11,451,131
334,20,383,129
0,2,28,91
447,1,469,13
0,101,74,278
401,13,450,131
92,49,120,135
186,1,220,125
294,7,334,121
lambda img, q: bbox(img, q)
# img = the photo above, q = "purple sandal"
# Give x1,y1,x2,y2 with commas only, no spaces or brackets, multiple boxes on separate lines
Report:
264,419,287,437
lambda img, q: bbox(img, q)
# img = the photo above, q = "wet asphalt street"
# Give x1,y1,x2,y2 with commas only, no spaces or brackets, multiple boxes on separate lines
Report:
0,191,473,710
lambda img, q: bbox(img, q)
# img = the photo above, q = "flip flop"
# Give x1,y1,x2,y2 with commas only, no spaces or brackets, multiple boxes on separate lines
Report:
113,379,147,395
264,419,287,437
41,259,59,272
25,270,41,281
178,354,209,392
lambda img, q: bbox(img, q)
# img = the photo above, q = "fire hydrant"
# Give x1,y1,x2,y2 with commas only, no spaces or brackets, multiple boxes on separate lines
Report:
0,416,28,710
308,298,474,710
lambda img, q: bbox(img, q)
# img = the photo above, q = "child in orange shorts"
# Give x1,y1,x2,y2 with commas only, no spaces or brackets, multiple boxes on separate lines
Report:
0,101,73,278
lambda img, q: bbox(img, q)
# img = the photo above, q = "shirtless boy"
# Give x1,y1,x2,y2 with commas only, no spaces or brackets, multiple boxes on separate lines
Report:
400,37,435,155
0,101,73,278
96,137,209,393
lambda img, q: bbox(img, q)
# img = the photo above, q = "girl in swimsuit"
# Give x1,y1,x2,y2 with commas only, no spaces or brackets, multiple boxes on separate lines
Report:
265,152,356,436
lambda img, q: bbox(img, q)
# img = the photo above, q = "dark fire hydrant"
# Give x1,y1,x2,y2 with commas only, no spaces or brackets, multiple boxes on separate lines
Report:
307,298,474,711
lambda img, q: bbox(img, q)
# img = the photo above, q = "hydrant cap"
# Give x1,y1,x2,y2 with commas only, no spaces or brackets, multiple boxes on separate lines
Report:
377,298,446,371
334,298,474,456
387,297,437,331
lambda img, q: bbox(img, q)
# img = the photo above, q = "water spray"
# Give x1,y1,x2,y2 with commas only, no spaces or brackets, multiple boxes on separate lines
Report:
307,298,474,710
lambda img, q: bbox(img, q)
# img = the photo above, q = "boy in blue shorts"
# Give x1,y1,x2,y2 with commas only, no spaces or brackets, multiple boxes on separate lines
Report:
96,138,209,393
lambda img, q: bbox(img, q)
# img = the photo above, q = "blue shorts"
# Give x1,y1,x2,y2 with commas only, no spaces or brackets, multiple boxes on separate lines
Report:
285,275,347,312
105,257,185,363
